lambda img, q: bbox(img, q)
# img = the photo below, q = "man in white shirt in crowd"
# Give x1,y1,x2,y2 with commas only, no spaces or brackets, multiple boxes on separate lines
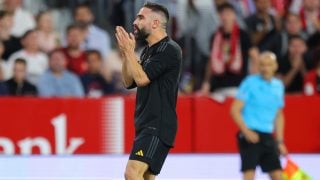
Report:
74,3,111,60
7,30,48,84
3,0,36,37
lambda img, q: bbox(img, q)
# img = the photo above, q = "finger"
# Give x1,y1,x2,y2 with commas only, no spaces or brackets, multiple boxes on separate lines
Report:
129,33,135,41
119,26,130,38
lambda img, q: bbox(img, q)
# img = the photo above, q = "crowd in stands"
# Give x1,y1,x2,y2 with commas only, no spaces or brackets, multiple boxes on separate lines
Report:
0,0,319,98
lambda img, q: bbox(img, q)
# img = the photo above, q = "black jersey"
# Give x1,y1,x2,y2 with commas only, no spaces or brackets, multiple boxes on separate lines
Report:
128,36,182,146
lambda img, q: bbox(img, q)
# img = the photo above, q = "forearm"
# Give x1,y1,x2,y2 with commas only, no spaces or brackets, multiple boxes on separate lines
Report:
274,110,285,142
231,102,250,133
121,59,134,87
203,60,212,83
281,69,299,87
123,50,150,87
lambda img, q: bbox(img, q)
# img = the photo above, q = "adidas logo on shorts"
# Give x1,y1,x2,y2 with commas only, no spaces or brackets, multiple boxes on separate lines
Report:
135,150,144,157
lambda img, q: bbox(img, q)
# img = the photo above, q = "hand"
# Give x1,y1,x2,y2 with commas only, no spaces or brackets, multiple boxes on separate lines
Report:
291,57,303,71
198,82,210,96
115,26,136,53
243,129,259,143
278,142,288,156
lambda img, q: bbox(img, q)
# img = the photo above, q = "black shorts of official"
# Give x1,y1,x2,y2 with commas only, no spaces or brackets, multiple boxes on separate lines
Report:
129,134,171,175
237,131,282,173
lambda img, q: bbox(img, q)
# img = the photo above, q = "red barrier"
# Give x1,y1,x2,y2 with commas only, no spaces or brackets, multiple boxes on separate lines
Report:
0,98,105,154
0,95,319,155
193,97,238,153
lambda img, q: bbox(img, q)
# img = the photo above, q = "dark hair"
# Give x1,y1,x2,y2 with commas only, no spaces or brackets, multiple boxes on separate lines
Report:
143,2,170,22
48,49,64,58
217,3,235,13
289,35,305,43
86,49,102,60
66,23,86,33
21,29,36,40
0,10,13,19
14,58,27,66
74,2,92,15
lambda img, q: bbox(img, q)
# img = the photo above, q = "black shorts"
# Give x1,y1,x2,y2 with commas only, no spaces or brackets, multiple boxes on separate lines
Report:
129,134,171,175
237,131,282,172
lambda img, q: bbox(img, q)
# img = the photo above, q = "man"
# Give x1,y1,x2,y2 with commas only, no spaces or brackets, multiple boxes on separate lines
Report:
81,50,115,97
5,58,37,96
0,10,22,60
115,2,182,180
291,0,320,36
200,3,255,101
7,30,48,84
37,49,84,97
3,0,36,37
267,13,308,59
231,52,288,180
61,24,87,76
277,35,307,93
245,0,280,50
74,3,111,60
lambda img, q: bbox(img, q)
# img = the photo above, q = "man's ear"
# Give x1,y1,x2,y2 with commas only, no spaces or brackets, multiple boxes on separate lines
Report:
152,19,160,29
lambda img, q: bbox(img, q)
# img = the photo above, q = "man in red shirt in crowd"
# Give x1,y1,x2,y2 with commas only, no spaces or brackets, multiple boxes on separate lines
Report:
61,23,87,76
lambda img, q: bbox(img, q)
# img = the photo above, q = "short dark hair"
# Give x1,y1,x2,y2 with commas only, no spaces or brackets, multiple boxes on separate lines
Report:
0,10,13,20
289,35,305,43
66,23,86,33
74,2,92,15
217,3,235,13
21,29,36,40
86,49,102,60
143,2,170,22
14,58,27,67
48,49,64,58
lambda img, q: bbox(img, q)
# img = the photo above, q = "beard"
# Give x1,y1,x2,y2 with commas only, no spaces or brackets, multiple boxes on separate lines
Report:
134,26,149,46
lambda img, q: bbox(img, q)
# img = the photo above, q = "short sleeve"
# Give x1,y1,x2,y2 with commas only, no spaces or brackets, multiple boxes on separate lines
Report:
235,77,252,103
144,45,179,81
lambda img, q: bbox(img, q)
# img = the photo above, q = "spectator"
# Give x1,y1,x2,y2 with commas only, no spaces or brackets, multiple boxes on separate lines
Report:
0,41,9,80
81,50,115,97
3,0,36,37
36,11,60,53
74,3,111,60
291,0,320,36
277,35,307,93
268,13,308,59
0,10,22,60
176,0,219,92
37,49,84,97
304,49,320,95
61,24,87,76
5,58,37,96
245,0,280,50
7,30,48,84
200,3,255,101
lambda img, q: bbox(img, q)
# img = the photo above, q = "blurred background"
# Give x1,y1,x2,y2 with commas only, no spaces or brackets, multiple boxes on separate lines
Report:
0,0,319,179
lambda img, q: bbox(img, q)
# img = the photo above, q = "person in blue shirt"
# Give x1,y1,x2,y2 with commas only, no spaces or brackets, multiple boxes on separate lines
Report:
74,3,111,60
231,51,287,180
37,49,84,97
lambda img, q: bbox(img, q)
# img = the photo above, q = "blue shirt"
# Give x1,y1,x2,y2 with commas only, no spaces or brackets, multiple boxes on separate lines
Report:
236,74,285,133
82,25,111,59
37,70,84,97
